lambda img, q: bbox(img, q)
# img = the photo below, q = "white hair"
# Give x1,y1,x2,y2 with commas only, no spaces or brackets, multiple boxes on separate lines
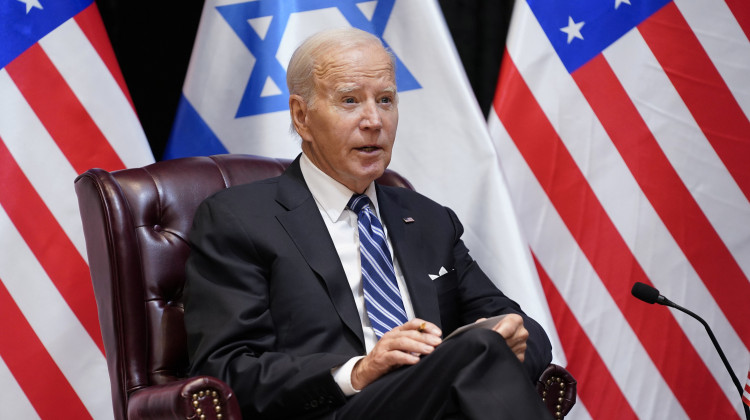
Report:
286,27,396,107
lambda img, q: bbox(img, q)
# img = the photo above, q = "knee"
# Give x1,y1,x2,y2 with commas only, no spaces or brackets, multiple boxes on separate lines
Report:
443,328,512,361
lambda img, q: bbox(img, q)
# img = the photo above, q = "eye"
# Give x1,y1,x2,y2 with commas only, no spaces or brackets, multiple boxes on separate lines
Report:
379,96,393,104
343,97,356,104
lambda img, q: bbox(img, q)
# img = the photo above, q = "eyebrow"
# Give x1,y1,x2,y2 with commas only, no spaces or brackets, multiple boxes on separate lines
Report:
334,85,397,95
336,85,357,95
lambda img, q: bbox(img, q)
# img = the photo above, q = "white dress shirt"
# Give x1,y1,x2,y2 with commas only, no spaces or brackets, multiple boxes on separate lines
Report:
299,153,416,395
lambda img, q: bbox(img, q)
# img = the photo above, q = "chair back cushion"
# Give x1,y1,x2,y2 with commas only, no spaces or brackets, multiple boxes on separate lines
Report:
74,154,412,419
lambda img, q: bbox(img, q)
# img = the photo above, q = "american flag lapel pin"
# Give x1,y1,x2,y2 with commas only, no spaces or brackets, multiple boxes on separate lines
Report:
403,217,415,223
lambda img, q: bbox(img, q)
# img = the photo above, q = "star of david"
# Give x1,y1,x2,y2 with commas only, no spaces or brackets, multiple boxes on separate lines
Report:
216,0,421,118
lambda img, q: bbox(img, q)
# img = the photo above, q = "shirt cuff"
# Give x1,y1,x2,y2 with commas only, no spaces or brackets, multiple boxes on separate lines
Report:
332,356,366,396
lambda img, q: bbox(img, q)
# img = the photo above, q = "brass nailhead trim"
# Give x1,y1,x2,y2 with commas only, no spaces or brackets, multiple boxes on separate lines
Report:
189,388,223,420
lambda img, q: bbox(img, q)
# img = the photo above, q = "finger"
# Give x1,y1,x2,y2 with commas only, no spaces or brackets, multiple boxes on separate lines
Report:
508,339,527,354
502,325,528,362
366,341,421,370
491,314,524,339
503,325,529,346
380,348,422,366
409,327,443,346
381,332,440,354
400,318,442,338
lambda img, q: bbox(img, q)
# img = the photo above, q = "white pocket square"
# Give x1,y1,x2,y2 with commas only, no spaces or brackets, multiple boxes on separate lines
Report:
428,266,449,280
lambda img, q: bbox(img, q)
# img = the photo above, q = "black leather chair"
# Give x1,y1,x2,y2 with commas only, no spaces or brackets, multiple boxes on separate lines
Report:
75,154,575,419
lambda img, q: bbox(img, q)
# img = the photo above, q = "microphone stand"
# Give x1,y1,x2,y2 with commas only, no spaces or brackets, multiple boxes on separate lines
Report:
660,296,750,420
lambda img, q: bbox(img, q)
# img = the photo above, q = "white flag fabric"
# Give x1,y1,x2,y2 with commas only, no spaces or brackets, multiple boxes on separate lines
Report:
0,0,154,417
489,0,750,418
165,0,561,357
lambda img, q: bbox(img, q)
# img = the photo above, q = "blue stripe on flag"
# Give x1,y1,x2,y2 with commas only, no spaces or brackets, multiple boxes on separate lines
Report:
0,0,93,69
164,94,229,159
526,0,671,73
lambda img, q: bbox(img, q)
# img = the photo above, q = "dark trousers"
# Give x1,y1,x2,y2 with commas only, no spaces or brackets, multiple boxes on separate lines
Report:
332,328,553,420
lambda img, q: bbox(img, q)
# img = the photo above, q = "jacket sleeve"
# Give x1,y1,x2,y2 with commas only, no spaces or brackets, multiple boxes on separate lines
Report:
184,197,349,420
445,207,553,381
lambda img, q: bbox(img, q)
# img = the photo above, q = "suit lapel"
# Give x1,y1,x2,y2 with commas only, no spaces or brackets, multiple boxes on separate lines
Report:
274,158,365,349
377,186,442,328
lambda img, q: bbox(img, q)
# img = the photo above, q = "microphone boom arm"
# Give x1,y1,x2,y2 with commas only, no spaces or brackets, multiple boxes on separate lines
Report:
660,297,750,420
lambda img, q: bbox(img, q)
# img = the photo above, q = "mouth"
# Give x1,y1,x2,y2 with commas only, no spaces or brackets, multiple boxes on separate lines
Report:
356,146,381,153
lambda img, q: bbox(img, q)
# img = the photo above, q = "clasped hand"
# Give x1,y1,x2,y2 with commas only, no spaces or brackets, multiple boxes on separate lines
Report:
486,313,529,362
351,314,528,390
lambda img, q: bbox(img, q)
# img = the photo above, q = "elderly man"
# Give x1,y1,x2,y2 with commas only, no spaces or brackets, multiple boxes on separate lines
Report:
184,28,553,419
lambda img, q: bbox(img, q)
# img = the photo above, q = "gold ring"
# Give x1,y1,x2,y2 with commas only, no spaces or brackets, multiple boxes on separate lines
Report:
418,322,426,333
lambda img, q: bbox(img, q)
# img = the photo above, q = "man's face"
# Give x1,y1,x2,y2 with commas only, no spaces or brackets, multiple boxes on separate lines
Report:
293,42,398,193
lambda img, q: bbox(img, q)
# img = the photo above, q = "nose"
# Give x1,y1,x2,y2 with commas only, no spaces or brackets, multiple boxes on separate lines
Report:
359,101,382,130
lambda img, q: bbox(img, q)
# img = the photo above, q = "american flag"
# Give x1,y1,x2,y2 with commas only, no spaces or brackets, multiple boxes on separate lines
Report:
744,367,750,407
0,0,153,417
489,0,750,418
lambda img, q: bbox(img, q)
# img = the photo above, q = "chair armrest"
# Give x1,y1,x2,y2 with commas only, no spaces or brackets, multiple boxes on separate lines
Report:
536,363,577,419
127,376,241,420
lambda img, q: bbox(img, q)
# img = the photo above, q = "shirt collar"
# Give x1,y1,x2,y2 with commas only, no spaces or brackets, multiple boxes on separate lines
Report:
299,152,380,223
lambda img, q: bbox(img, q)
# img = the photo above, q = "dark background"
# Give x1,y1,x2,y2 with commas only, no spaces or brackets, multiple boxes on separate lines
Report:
94,0,515,160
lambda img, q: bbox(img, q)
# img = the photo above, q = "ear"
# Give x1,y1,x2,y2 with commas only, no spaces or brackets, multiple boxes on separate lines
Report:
289,94,312,141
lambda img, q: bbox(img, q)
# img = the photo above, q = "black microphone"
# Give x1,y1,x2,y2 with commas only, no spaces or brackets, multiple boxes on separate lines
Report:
631,281,664,304
631,282,750,420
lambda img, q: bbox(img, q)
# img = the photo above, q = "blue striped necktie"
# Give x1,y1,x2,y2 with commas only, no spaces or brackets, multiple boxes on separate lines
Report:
348,194,408,339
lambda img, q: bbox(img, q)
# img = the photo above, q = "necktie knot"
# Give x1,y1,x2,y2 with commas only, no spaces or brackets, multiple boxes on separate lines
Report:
347,193,371,215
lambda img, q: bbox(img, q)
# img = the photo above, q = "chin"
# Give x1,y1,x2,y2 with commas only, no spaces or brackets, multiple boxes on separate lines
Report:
363,162,387,178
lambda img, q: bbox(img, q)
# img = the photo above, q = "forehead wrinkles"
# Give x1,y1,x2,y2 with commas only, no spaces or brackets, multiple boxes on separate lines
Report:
313,57,394,91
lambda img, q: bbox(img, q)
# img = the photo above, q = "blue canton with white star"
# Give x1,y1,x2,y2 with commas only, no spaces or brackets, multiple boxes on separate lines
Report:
0,0,92,69
527,0,672,73
216,0,422,117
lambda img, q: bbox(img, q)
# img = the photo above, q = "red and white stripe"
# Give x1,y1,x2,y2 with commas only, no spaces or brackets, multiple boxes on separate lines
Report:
743,368,750,407
489,0,750,418
0,3,152,418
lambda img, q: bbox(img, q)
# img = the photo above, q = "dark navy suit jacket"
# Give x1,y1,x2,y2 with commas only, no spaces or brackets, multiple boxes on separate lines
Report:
185,156,552,419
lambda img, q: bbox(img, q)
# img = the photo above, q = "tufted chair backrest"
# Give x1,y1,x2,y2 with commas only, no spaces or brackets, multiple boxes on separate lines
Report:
74,154,413,420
